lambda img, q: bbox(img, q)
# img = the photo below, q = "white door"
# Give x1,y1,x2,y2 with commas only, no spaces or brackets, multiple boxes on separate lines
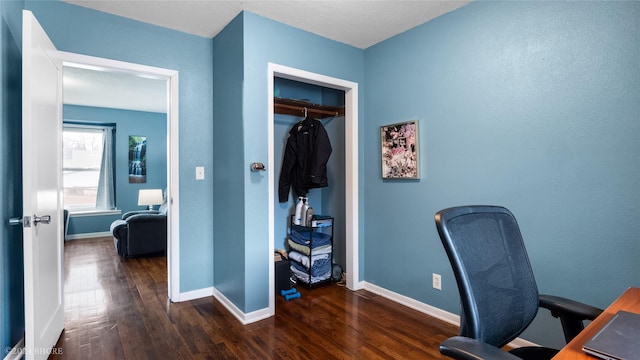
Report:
22,10,64,359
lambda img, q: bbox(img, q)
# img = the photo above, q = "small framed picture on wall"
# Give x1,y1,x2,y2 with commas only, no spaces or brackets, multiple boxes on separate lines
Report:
380,120,419,179
129,135,147,183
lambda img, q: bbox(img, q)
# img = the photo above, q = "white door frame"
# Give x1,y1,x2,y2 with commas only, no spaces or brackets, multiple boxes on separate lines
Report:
267,63,360,314
58,51,181,301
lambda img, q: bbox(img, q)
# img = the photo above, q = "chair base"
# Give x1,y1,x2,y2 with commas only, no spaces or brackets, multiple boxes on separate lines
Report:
509,346,558,360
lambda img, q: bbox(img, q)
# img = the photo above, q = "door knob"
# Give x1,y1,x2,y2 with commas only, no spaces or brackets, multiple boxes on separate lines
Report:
33,215,51,225
11,214,53,227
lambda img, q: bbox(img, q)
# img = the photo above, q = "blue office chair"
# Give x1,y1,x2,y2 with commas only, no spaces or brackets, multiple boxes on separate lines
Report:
434,205,603,360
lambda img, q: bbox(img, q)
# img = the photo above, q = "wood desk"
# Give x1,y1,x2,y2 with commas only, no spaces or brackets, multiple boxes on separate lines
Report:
552,287,640,359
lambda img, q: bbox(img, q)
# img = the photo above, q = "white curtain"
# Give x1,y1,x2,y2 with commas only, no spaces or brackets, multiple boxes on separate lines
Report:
96,126,115,209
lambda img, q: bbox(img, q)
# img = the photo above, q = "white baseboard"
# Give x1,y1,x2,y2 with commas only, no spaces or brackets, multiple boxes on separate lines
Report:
65,231,111,240
507,335,539,349
362,281,539,349
3,337,24,360
175,287,214,302
352,280,366,291
363,282,460,325
174,286,272,325
211,287,273,325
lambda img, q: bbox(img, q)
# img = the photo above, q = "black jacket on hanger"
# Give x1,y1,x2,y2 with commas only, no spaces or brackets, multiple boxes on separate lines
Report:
278,117,332,202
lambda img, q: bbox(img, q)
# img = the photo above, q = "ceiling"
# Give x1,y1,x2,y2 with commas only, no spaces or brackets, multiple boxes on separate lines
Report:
63,65,168,113
61,0,471,113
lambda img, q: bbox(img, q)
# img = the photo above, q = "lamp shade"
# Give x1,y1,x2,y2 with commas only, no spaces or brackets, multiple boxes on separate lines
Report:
138,189,163,207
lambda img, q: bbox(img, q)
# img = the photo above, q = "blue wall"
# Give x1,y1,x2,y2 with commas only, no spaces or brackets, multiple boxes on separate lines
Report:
212,13,245,310
25,0,214,292
211,11,365,312
0,0,25,353
274,77,344,107
63,105,167,236
3,0,639,352
364,1,640,348
322,116,346,269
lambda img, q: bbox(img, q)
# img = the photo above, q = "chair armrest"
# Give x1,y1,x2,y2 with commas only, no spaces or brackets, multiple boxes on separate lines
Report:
539,294,603,343
539,294,603,320
110,219,128,240
440,336,521,360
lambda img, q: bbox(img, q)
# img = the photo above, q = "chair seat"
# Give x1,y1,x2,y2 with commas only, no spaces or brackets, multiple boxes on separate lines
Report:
509,346,558,360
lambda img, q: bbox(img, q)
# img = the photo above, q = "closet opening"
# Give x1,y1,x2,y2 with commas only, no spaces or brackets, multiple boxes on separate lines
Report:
267,63,360,317
273,77,346,295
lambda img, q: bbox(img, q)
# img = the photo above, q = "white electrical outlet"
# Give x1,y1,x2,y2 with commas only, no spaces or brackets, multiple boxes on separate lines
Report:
432,273,442,290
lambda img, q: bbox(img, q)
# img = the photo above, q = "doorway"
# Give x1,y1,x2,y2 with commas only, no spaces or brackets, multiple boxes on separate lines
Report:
267,63,360,316
59,51,181,301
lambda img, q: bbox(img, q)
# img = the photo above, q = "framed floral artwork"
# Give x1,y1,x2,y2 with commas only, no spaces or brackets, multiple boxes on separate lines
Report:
380,120,419,179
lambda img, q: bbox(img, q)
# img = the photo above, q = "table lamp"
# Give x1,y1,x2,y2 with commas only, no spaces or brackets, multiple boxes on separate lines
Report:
138,189,163,210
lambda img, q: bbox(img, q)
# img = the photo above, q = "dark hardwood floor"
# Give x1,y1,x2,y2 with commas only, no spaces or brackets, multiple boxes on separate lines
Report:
53,237,458,359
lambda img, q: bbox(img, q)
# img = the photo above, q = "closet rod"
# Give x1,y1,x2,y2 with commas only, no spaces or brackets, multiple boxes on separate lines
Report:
275,103,341,117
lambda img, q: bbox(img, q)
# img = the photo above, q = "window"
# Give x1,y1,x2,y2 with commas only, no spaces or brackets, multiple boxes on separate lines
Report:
63,124,115,211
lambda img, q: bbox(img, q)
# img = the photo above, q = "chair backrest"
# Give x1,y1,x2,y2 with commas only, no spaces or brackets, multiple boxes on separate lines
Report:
435,205,540,348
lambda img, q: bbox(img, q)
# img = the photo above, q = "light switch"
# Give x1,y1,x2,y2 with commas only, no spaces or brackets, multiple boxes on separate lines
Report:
195,166,205,180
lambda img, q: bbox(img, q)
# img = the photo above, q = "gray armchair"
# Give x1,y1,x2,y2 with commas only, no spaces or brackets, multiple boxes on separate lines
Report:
110,202,167,257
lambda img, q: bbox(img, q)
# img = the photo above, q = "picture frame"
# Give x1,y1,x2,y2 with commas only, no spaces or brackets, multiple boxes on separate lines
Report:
380,120,419,179
128,135,147,183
